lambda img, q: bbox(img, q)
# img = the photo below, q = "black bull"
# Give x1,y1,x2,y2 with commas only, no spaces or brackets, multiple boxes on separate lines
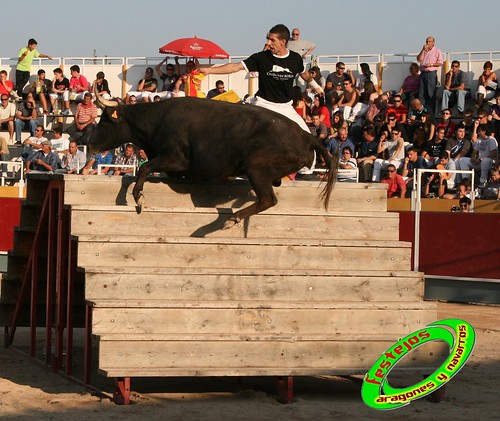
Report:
89,96,338,227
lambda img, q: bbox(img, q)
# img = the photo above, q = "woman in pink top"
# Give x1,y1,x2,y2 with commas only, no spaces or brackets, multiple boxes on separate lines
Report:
399,63,420,107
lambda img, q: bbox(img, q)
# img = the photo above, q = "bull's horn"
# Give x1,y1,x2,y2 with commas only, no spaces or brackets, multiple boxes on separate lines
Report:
93,81,119,108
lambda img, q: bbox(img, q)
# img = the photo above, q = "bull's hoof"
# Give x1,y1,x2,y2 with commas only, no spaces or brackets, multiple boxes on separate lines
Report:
135,193,145,214
222,217,241,230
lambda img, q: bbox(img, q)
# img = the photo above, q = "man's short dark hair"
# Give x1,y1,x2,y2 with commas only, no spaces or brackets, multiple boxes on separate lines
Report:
70,65,80,73
269,24,290,43
37,69,45,76
215,80,224,86
439,151,449,160
53,68,63,75
28,38,37,46
407,147,418,154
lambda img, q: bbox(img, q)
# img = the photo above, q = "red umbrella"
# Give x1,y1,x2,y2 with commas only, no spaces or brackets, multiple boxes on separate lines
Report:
159,36,229,59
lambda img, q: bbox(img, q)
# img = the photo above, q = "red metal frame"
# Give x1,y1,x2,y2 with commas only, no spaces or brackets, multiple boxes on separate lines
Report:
276,376,294,404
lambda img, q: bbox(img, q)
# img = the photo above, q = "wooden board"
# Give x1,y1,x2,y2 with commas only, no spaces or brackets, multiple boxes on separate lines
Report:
76,237,411,271
84,270,424,302
70,208,400,240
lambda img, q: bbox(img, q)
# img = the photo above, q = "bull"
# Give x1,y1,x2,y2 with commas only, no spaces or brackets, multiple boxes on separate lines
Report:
90,93,338,228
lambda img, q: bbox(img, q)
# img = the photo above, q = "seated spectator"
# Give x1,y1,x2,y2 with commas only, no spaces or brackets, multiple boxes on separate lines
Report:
114,143,137,176
69,65,90,102
0,70,17,100
356,63,378,93
82,149,114,175
29,69,51,114
481,168,500,200
21,124,47,159
338,146,358,182
66,92,97,145
311,94,330,129
138,148,148,168
443,178,472,200
437,108,456,139
309,115,328,143
387,93,408,124
441,60,468,116
50,68,71,116
329,110,347,138
292,86,308,121
456,124,498,188
455,196,471,212
356,126,379,182
476,61,497,110
325,127,355,157
126,67,157,103
364,92,389,125
460,109,475,139
382,112,407,142
401,147,427,193
381,164,406,198
351,81,378,125
58,140,87,174
488,93,500,140
94,71,111,100
0,135,10,162
372,128,405,182
14,92,38,142
25,140,61,173
155,59,179,100
0,94,16,143
207,80,226,99
173,58,202,97
420,111,436,142
398,63,420,107
422,126,447,165
406,98,427,140
49,126,70,153
305,66,326,102
337,79,359,122
325,62,355,103
424,152,456,198
410,127,428,155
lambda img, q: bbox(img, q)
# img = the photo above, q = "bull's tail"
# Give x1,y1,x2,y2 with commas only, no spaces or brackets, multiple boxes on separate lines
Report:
314,140,339,212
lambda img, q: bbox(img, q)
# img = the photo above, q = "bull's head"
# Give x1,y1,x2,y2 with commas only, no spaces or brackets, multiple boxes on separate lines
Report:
89,84,134,153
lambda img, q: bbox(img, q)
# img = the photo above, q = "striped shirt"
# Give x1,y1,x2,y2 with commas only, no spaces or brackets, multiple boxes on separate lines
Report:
75,102,97,124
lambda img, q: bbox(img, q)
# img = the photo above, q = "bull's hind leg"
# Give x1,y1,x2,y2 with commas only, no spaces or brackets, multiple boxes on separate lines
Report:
223,175,278,229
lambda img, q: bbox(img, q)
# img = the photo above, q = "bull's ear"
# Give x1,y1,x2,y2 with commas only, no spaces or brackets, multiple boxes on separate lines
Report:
106,108,120,122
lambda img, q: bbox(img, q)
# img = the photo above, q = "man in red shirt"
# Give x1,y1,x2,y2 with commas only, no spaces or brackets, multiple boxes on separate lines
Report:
381,164,407,198
0,70,15,99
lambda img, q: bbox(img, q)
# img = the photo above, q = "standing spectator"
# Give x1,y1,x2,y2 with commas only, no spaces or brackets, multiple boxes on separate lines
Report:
207,80,226,99
357,126,379,182
441,60,468,116
417,36,443,114
93,71,111,100
381,164,406,198
59,140,87,174
14,92,38,142
126,67,157,103
29,69,51,114
114,143,137,176
287,28,316,59
0,94,16,144
69,65,90,102
21,125,47,159
50,68,71,115
372,128,405,182
476,61,497,110
0,70,16,100
399,63,420,107
66,92,97,145
15,38,52,98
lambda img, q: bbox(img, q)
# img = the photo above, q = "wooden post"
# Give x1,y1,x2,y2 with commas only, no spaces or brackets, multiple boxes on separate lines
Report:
121,64,128,99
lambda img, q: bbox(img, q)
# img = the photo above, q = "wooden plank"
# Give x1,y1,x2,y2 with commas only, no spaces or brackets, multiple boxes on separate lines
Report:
77,239,411,271
63,177,388,212
97,339,445,374
84,272,424,302
70,209,400,240
91,305,437,336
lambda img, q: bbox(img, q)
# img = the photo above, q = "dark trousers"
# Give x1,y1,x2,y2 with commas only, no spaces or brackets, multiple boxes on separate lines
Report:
418,71,438,114
67,122,95,145
15,70,30,97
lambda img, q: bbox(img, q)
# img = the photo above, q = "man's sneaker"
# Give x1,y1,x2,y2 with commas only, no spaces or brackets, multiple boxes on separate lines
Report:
10,90,21,100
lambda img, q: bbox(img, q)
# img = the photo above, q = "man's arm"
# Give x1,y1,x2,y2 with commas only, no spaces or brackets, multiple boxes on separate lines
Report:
199,62,245,76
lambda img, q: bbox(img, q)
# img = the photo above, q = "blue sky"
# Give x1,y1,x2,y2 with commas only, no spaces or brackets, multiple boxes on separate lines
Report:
2,0,499,59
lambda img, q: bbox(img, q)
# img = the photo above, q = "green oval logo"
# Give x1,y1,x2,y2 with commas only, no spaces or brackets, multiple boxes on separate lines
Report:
362,318,475,410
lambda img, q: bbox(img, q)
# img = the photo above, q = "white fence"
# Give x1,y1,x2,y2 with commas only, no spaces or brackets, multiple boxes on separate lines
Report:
1,51,500,101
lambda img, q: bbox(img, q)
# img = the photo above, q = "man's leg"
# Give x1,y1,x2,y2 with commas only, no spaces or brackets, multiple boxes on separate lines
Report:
456,90,467,113
14,70,30,97
441,89,451,111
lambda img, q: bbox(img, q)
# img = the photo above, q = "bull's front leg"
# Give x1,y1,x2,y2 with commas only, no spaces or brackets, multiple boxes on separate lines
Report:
132,163,150,213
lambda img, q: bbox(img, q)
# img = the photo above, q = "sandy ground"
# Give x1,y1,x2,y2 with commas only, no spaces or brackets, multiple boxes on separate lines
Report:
0,302,498,421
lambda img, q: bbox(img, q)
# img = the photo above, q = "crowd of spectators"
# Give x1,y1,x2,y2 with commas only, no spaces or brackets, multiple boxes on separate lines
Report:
0,36,499,202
